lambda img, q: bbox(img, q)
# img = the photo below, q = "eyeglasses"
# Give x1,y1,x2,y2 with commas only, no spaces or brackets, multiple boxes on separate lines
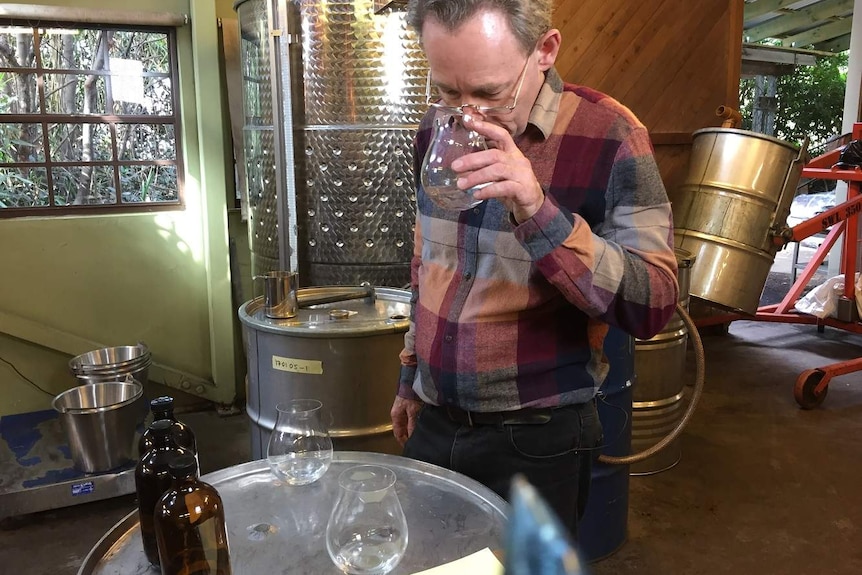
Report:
425,55,531,116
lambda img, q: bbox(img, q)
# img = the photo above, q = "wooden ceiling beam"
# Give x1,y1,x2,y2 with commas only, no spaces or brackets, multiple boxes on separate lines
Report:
814,33,851,52
745,0,852,42
780,17,852,46
741,60,796,77
744,0,802,21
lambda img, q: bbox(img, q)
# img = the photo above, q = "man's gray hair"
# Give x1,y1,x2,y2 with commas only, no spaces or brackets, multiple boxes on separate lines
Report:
406,0,552,55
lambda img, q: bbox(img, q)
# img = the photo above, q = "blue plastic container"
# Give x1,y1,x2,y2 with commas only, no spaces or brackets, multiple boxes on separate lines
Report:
578,327,634,562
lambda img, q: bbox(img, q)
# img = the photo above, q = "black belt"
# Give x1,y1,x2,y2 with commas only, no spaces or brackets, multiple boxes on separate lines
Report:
436,404,553,427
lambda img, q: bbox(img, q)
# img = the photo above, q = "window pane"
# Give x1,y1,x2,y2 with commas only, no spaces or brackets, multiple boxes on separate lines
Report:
117,124,175,160
0,167,48,207
44,74,106,114
0,29,36,68
0,72,40,114
39,28,105,70
109,31,170,74
0,123,44,162
112,76,173,115
119,165,178,202
1,25,180,216
49,123,112,162
52,166,116,205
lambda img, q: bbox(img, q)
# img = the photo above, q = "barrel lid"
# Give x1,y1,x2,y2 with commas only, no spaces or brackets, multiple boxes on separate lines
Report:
674,247,696,268
238,286,411,337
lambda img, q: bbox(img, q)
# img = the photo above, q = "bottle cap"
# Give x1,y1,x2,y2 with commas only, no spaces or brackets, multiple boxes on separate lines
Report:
168,454,198,478
150,396,174,414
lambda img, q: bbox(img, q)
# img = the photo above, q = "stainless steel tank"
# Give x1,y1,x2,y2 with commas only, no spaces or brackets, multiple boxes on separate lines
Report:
234,0,428,286
238,286,410,458
669,128,805,314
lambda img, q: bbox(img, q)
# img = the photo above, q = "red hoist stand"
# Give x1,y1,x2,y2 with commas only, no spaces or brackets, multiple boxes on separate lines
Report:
697,123,862,409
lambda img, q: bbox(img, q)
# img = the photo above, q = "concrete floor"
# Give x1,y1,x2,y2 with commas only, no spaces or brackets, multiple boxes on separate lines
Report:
3,274,862,574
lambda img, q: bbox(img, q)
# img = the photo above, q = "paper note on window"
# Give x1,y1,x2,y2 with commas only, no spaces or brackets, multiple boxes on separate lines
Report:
110,58,144,104
410,548,503,575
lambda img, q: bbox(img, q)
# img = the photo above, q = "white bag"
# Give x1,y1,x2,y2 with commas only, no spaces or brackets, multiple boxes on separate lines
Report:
794,272,862,318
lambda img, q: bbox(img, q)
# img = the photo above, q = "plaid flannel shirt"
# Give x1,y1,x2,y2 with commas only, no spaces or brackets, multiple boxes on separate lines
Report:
398,68,678,412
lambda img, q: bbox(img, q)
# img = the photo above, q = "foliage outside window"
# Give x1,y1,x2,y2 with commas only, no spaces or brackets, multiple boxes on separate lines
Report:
0,22,182,217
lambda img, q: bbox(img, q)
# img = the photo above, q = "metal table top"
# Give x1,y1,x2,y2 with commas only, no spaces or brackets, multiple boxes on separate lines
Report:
79,451,509,574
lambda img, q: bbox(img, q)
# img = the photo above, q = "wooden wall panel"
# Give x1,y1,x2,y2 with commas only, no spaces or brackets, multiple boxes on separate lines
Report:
553,0,743,192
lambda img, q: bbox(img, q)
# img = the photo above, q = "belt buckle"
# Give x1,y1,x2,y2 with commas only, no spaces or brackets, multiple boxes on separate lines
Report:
465,410,474,427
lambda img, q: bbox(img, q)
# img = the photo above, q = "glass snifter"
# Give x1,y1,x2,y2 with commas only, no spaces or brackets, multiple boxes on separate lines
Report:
267,399,333,486
326,465,408,575
420,112,488,211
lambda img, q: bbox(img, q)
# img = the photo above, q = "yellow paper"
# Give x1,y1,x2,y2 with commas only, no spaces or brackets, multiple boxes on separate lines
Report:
410,548,503,575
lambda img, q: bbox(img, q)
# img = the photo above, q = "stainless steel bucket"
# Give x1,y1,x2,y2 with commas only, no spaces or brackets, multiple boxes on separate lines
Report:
238,286,411,458
52,381,147,473
68,344,151,387
631,248,694,475
669,128,805,314
255,270,299,319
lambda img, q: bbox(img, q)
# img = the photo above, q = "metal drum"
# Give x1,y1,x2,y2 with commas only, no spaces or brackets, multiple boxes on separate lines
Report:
238,286,410,459
77,453,508,575
631,248,694,475
669,128,805,314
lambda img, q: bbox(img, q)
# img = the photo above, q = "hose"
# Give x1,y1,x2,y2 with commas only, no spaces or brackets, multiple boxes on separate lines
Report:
598,301,705,465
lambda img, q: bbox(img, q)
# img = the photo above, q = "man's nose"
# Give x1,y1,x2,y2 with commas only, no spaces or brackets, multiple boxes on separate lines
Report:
460,104,488,120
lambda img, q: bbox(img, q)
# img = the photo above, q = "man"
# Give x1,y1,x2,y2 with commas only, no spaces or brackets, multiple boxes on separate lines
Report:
390,0,679,537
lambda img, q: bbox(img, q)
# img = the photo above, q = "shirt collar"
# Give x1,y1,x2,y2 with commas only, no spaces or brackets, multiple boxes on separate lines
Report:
526,67,563,140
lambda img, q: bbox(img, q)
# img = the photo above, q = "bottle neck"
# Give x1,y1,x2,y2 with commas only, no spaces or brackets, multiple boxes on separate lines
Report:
170,471,197,488
154,434,174,449
152,409,176,421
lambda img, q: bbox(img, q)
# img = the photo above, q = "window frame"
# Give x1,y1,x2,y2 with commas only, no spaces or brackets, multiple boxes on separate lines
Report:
0,19,185,218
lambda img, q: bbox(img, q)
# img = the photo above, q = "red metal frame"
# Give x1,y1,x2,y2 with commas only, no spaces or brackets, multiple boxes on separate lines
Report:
693,122,862,407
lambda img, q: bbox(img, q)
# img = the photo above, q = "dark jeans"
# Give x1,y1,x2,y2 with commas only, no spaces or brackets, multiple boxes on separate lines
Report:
402,400,603,538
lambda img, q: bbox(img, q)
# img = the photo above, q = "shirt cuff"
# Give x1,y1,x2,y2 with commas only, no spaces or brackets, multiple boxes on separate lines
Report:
513,194,574,260
397,364,420,400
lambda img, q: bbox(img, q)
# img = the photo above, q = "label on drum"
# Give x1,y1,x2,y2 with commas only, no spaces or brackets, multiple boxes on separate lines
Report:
272,355,324,375
72,481,95,496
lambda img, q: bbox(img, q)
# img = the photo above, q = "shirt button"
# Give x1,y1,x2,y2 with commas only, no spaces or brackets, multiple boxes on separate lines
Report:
473,208,480,214
444,335,453,343
464,272,472,280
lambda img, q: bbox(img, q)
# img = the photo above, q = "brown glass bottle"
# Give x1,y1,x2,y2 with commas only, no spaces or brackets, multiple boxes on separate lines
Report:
135,420,195,567
139,396,198,457
154,454,232,575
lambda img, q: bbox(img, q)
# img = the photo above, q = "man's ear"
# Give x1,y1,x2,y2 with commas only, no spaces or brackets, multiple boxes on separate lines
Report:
536,29,561,71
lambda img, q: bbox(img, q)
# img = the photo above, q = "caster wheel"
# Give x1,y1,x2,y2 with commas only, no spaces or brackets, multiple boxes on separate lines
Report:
794,369,828,409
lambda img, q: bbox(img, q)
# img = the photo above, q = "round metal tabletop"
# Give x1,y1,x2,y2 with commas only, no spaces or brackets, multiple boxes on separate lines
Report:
78,451,509,574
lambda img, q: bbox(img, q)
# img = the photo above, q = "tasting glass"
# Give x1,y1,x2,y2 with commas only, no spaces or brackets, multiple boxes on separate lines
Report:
266,399,333,486
420,111,488,211
326,465,408,575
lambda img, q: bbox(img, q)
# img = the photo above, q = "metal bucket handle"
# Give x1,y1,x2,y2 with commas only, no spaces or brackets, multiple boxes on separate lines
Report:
770,136,810,237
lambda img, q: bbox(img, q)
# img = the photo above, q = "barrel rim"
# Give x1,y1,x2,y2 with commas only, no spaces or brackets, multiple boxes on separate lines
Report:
238,286,411,337
692,127,801,152
673,247,696,267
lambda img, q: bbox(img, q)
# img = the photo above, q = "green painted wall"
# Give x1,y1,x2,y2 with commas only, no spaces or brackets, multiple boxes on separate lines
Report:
0,0,241,415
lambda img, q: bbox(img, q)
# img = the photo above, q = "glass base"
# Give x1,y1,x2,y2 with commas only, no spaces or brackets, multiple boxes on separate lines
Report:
425,184,486,211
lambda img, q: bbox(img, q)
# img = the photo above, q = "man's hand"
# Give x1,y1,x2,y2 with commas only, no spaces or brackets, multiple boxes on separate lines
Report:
452,114,545,223
390,396,423,446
